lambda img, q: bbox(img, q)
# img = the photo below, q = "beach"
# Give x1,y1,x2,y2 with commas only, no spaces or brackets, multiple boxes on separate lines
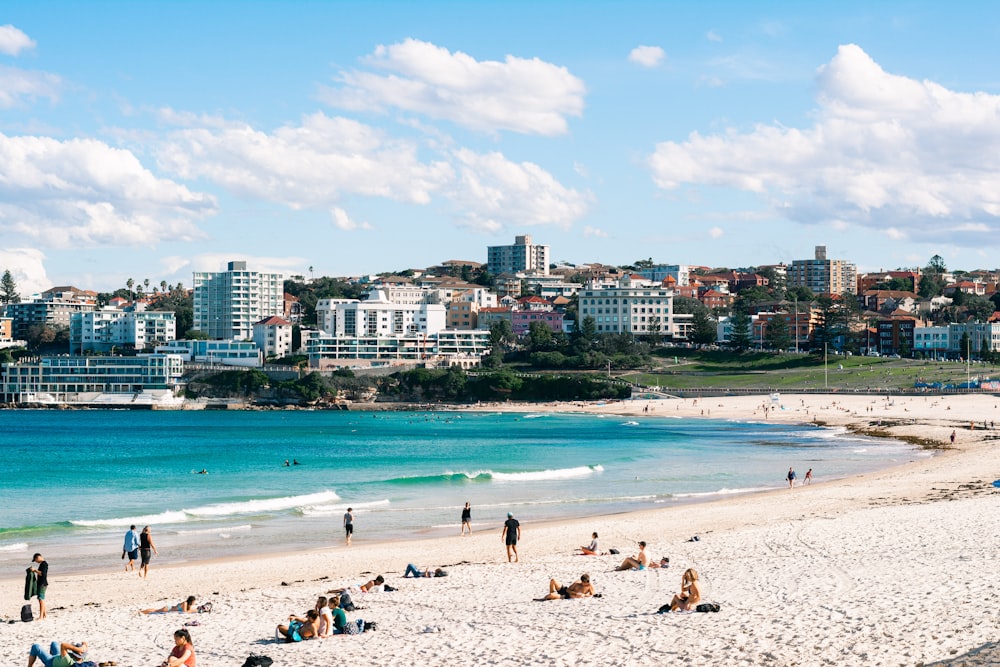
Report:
3,393,998,666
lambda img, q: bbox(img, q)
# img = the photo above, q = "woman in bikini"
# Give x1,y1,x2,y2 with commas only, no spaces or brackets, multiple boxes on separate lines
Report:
669,568,702,611
141,596,196,614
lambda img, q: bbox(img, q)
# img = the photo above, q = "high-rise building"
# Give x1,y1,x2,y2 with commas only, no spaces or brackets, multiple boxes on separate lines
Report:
193,261,284,340
487,235,550,276
788,246,857,295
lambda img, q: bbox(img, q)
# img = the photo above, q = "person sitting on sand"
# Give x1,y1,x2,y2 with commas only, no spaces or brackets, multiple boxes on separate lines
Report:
669,568,702,612
276,609,319,642
314,596,335,638
403,564,447,578
539,573,595,600
615,541,649,570
141,596,196,614
27,640,88,667
579,532,599,555
165,628,195,667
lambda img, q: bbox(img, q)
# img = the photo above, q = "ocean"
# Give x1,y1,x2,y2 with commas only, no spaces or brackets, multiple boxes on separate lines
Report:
0,408,925,573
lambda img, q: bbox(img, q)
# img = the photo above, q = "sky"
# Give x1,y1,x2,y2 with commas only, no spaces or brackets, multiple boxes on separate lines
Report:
3,0,1000,295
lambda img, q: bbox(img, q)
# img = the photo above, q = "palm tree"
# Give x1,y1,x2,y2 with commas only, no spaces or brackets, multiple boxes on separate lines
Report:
126,278,134,300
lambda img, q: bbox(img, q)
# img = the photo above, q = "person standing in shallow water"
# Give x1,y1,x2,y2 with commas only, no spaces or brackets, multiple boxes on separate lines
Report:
461,502,472,536
344,508,354,546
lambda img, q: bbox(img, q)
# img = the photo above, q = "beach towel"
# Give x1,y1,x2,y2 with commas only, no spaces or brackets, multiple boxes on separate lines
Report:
24,569,37,601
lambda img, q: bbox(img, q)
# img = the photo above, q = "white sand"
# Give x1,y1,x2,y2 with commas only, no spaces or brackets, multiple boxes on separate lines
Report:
3,394,999,666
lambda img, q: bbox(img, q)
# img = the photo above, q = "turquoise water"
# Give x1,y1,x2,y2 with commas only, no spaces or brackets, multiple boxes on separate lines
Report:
0,409,924,573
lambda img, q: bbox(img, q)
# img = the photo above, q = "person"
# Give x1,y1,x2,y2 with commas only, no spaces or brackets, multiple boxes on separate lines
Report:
165,628,196,666
804,468,813,484
141,595,197,614
27,640,88,667
123,525,140,572
315,596,335,638
328,595,349,634
539,573,594,600
28,553,48,620
669,568,702,612
950,429,956,444
787,467,796,488
284,459,290,467
403,564,447,578
579,532,599,555
344,508,354,546
276,609,319,642
501,512,521,562
461,502,472,536
330,575,384,595
616,541,649,571
649,556,670,569
139,525,158,578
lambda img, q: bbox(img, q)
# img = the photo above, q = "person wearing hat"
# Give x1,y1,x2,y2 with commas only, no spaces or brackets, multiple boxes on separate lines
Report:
501,512,521,562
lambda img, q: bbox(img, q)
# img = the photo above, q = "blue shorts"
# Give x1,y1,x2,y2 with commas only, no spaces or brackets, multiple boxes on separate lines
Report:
127,549,139,561
37,586,47,600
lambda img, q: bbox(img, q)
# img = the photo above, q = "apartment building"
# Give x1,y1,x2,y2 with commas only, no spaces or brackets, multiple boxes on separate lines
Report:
577,276,691,338
253,316,294,359
4,286,97,340
487,235,550,276
154,339,262,367
789,246,858,295
2,354,184,403
315,290,446,337
70,305,176,354
192,261,284,340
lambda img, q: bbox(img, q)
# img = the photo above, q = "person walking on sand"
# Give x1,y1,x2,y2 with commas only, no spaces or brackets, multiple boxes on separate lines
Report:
27,553,48,620
461,502,472,536
787,467,796,488
123,524,140,572
501,512,520,562
344,508,354,546
139,525,158,578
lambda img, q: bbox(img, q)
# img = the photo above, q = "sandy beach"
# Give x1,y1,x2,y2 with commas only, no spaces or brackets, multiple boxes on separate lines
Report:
3,393,998,666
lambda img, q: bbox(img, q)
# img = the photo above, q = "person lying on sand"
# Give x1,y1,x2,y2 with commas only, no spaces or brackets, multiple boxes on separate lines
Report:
330,575,385,594
276,609,319,642
649,556,670,569
578,532,599,555
669,568,702,611
537,574,594,600
615,541,649,570
27,640,89,667
141,596,196,614
403,564,448,578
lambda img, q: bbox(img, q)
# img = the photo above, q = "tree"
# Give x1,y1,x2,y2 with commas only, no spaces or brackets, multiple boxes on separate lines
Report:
571,316,598,354
964,295,994,321
672,296,706,315
763,315,792,351
689,310,717,347
126,278,135,300
959,332,971,360
810,296,844,352
785,285,815,303
728,309,752,352
527,321,553,351
646,315,662,346
0,270,20,304
980,334,991,362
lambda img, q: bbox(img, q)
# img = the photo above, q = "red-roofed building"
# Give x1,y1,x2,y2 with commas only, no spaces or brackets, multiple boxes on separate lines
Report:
253,315,294,359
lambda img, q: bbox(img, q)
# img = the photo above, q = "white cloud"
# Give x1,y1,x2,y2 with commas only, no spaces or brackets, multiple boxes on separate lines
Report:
583,226,608,238
331,207,373,231
157,112,454,207
0,247,49,296
0,65,60,108
707,31,723,43
628,45,665,68
319,39,586,136
708,226,724,239
0,25,34,56
447,148,593,233
648,44,1000,248
0,133,217,249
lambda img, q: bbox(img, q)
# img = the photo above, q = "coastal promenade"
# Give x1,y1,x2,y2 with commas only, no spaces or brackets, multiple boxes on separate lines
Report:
2,393,998,666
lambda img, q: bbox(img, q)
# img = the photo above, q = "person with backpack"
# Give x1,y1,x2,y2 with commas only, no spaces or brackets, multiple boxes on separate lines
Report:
27,553,48,620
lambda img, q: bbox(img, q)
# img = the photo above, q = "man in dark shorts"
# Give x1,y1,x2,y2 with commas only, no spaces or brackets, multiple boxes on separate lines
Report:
123,524,140,572
344,508,354,546
28,553,48,620
501,512,520,562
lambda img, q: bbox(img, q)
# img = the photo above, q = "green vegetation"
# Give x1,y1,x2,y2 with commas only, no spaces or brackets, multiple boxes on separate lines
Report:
381,367,630,403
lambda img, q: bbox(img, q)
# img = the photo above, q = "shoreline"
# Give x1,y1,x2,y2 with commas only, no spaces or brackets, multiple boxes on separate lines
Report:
2,393,998,666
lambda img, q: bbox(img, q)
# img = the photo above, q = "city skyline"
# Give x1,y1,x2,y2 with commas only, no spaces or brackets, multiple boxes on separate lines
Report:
3,1,1000,296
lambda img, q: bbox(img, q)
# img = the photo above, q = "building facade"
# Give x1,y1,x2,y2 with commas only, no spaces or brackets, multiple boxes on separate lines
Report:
4,286,97,340
154,339,262,367
2,354,184,402
315,290,447,338
192,261,284,340
487,235,550,276
789,246,858,295
253,316,294,359
577,276,690,338
70,306,176,354
306,330,490,369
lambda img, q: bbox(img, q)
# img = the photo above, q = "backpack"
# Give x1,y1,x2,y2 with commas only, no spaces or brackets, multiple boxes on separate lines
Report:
241,656,273,667
21,604,33,622
695,602,721,613
339,592,356,612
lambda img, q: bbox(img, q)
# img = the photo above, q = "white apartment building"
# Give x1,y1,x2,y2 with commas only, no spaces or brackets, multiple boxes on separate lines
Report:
315,290,447,337
2,354,184,403
154,339,262,367
253,316,293,359
577,276,691,338
487,235,550,276
70,305,176,354
193,261,284,340
789,246,857,295
306,329,490,369
638,265,691,287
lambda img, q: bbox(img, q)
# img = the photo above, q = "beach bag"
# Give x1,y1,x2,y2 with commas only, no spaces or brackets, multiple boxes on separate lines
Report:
20,604,33,622
344,618,364,635
656,602,672,614
241,656,273,667
339,592,356,611
197,602,213,613
696,602,721,613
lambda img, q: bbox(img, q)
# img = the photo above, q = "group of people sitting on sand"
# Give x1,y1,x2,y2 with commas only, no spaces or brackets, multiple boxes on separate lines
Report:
27,629,195,667
275,575,389,641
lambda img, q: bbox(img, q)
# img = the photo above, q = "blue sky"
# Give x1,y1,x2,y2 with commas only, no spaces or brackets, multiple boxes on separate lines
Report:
2,1,1000,295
